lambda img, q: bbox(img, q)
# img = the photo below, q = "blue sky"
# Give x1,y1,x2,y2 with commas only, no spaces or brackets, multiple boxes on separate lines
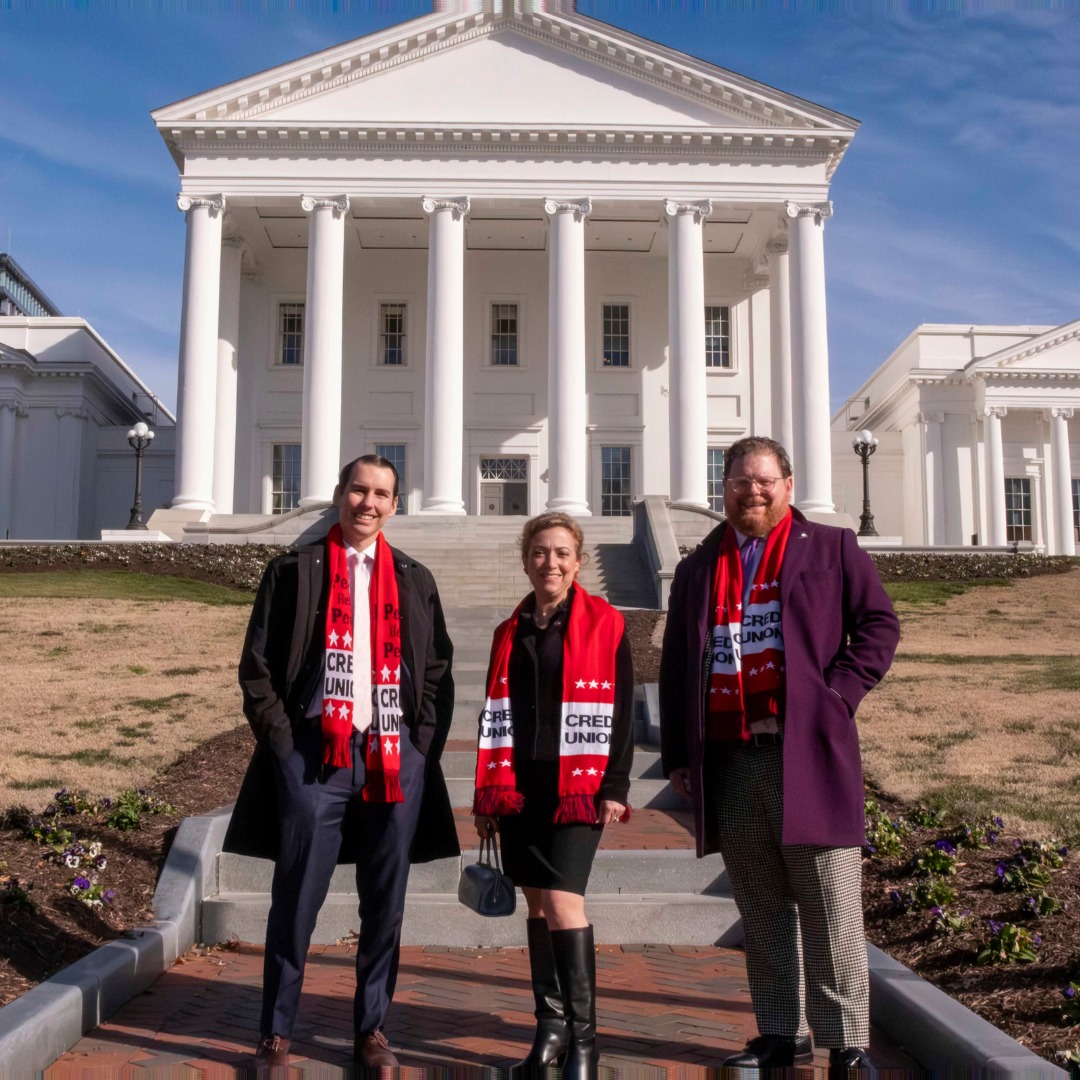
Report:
1,2,1077,415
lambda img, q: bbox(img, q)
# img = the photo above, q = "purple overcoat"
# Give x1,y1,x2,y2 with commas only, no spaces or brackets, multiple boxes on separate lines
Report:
659,509,900,853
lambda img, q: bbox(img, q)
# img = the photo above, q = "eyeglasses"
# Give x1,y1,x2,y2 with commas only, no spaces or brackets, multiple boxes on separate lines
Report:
725,476,784,494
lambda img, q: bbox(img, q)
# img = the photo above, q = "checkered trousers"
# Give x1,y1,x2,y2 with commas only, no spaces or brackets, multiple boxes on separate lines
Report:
705,742,870,1049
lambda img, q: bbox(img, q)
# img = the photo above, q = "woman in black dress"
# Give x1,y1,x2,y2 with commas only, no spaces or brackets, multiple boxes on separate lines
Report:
473,512,633,1079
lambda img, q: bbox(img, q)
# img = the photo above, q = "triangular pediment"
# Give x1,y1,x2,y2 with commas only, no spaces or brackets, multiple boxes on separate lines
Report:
154,7,855,138
967,319,1080,374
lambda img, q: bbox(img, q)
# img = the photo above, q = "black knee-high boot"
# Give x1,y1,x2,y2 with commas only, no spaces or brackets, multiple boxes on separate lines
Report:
512,918,569,1074
550,925,598,1080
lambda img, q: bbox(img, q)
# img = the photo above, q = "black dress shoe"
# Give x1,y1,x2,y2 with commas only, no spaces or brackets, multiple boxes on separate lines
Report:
829,1047,874,1077
723,1033,814,1068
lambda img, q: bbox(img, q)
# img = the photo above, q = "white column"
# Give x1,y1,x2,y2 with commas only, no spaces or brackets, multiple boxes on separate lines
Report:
421,196,469,515
299,195,349,507
172,194,225,511
920,412,945,545
785,201,834,513
1049,407,1076,556
984,405,1007,546
664,199,711,507
767,236,793,453
213,236,243,515
544,198,592,515
0,403,18,539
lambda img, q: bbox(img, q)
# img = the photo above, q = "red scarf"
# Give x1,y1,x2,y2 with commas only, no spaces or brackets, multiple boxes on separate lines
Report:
707,512,792,741
472,585,628,825
321,524,404,803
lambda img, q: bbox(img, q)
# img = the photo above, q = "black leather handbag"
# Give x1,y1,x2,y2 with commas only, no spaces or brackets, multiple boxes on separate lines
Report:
457,834,516,917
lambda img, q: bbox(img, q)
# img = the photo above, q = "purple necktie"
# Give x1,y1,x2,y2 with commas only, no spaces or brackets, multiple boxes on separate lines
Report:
740,536,759,578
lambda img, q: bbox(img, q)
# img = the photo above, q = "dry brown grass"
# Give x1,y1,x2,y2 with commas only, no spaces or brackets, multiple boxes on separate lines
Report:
0,597,248,811
859,568,1080,840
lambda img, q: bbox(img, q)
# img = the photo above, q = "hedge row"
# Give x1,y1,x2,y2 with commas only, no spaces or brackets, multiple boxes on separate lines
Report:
0,543,1075,593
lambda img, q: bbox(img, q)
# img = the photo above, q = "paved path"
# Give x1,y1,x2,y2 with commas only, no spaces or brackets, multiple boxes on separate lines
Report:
48,942,915,1076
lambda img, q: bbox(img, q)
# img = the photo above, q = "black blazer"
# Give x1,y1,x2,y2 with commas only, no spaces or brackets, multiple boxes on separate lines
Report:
224,535,459,864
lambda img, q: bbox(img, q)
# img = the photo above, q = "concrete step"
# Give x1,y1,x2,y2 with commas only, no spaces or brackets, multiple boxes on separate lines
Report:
201,891,739,948
215,848,728,897
442,775,678,809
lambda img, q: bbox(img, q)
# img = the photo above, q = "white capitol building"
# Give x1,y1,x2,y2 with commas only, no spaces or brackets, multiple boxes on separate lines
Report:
2,0,1077,555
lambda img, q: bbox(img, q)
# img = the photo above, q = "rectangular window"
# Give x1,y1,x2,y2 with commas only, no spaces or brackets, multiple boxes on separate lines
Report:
707,448,726,512
1073,477,1079,539
272,444,301,514
375,443,407,515
278,303,304,366
379,302,407,366
602,304,630,368
480,457,527,481
491,303,519,367
705,305,731,369
601,446,632,517
1004,477,1032,543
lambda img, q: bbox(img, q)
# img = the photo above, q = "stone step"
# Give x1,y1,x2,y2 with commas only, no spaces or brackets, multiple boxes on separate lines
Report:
200,891,739,948
441,776,678,809
215,848,728,896
438,748,662,779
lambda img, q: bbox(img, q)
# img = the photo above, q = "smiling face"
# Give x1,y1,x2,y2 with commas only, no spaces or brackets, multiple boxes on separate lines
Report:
333,461,398,548
523,526,582,610
723,450,793,537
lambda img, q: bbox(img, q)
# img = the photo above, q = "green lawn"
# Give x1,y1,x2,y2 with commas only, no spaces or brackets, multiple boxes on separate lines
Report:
0,570,252,606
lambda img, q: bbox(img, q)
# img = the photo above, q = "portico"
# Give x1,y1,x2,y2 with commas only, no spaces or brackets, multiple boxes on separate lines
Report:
156,2,856,522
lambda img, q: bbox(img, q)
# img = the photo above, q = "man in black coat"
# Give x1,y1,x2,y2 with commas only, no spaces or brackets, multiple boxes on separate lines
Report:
226,454,457,1070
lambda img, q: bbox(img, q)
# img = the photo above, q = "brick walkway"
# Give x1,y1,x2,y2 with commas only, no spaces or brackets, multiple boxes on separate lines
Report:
48,942,915,1077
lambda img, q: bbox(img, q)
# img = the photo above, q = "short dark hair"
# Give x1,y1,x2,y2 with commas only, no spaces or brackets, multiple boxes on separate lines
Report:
723,436,792,479
336,454,399,500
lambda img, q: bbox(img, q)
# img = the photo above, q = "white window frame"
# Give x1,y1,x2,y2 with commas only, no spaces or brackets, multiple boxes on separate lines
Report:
705,298,737,375
489,300,522,369
271,297,305,368
596,300,634,371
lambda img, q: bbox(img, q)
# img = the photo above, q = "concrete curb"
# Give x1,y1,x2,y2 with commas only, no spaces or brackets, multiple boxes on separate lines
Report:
868,944,1066,1078
0,805,231,1077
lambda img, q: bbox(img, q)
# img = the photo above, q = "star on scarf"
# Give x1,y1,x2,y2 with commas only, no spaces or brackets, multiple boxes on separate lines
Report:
575,679,586,689
572,768,584,776
328,629,339,647
343,630,352,648
380,664,393,682
589,679,599,689
324,701,334,718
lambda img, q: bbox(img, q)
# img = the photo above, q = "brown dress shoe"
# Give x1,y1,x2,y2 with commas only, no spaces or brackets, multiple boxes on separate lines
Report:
255,1034,291,1068
355,1028,400,1067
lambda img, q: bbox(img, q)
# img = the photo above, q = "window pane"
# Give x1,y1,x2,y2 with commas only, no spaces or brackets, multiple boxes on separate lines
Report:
380,303,406,366
601,446,632,516
602,304,630,367
1073,477,1080,538
707,448,726,512
491,303,519,366
1004,477,1032,542
375,443,406,515
480,457,527,481
272,444,301,514
279,303,304,366
705,305,731,369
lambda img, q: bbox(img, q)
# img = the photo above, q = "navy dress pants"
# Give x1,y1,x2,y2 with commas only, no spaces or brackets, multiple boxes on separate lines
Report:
261,726,426,1041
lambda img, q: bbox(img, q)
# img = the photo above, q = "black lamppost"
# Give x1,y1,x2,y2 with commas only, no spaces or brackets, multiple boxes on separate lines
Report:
125,422,155,530
852,428,879,537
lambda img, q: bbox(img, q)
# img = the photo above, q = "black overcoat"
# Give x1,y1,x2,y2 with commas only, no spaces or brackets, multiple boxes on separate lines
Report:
223,535,459,865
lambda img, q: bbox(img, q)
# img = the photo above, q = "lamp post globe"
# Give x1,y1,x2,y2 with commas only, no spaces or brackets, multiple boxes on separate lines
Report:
125,422,155,530
852,428,879,537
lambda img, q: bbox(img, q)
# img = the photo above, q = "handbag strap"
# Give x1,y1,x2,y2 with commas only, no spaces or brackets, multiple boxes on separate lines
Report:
480,832,504,873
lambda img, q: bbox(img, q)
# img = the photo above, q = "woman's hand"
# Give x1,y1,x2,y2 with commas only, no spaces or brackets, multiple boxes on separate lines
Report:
669,768,692,802
598,799,626,826
474,815,498,839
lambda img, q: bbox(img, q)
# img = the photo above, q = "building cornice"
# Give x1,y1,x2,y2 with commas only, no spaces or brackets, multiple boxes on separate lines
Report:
969,320,1080,371
155,7,855,177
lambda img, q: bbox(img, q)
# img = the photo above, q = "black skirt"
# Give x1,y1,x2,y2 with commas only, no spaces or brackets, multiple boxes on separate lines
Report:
498,761,603,895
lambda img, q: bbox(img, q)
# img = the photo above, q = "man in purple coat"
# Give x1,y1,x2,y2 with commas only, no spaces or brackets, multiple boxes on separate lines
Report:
660,436,899,1075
